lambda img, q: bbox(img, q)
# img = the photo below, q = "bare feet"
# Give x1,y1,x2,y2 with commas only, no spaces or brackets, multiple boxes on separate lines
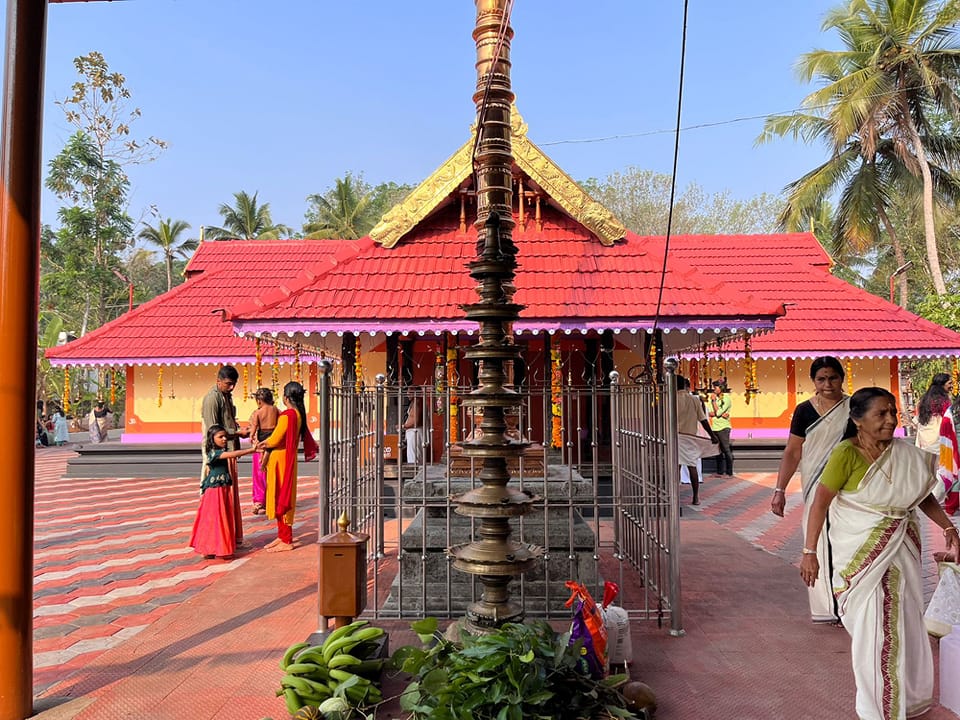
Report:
691,498,700,506
264,538,282,549
266,541,294,553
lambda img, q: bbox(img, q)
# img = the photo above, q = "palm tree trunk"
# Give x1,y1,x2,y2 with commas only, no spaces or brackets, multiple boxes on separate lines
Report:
165,254,173,292
903,107,947,295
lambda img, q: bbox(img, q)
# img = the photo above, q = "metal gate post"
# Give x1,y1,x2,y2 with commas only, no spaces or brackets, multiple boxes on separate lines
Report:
663,358,684,636
375,374,386,557
315,359,333,631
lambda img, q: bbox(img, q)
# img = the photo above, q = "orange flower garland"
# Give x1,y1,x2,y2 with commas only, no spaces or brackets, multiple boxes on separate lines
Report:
846,359,853,395
294,343,302,383
242,364,249,398
550,346,562,449
355,336,363,391
743,335,759,404
157,366,163,408
110,369,117,405
272,344,280,396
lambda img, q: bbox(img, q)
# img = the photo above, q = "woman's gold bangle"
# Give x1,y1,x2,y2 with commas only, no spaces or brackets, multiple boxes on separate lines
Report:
944,526,959,537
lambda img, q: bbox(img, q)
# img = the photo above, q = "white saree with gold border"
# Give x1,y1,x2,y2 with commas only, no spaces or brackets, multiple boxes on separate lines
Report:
829,439,938,720
800,396,851,621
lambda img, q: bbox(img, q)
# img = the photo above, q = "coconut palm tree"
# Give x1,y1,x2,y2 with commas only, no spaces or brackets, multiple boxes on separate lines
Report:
138,218,196,291
303,174,373,239
204,191,290,241
759,0,960,295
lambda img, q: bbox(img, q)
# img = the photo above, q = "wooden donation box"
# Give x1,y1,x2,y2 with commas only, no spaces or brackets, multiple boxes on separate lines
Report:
318,513,369,624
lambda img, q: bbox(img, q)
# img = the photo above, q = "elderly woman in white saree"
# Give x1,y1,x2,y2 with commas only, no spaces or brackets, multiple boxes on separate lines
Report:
773,356,850,622
803,387,960,720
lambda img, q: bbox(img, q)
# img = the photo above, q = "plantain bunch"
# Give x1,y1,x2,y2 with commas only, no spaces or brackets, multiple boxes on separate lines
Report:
276,620,385,717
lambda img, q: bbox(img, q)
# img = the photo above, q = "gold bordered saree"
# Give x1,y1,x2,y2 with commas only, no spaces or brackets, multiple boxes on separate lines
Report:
829,439,938,720
800,396,851,621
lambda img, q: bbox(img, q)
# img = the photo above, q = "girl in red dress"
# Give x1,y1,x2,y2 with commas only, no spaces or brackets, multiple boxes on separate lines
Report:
189,424,255,559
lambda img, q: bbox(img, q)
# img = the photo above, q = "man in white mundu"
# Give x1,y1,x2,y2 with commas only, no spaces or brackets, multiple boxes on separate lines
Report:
676,375,718,506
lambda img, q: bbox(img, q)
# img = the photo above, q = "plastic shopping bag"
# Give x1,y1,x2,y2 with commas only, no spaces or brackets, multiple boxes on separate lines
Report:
601,581,633,668
925,557,960,638
564,580,608,678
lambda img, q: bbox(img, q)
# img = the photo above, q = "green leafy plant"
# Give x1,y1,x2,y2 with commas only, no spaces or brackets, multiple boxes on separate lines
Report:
390,618,639,720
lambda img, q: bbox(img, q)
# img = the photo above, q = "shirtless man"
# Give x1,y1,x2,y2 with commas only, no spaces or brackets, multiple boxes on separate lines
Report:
248,387,280,515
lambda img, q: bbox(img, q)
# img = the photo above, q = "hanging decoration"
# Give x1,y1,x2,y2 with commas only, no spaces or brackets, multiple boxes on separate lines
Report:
743,335,760,404
294,343,302,383
846,358,853,395
550,344,562,449
62,367,71,413
447,345,459,444
649,338,659,403
157,366,163,408
242,364,249,398
255,337,263,388
689,353,699,392
271,343,280,396
355,336,363,392
110,369,118,405
702,343,711,394
434,350,445,415
953,357,959,391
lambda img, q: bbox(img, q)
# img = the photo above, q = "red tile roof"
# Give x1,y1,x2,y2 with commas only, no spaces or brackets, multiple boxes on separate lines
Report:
46,240,345,367
228,203,785,336
669,233,960,359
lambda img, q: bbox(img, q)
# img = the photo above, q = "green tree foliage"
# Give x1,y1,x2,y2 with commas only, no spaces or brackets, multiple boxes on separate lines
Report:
581,167,784,235
204,190,291,240
303,173,413,239
138,217,196,291
44,51,166,334
759,0,960,297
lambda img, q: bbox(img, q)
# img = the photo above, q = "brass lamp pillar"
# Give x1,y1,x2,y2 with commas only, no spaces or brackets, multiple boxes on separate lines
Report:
448,0,542,633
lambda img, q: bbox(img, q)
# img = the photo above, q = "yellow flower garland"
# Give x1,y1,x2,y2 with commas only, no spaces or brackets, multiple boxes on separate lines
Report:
63,367,71,413
157,366,163,408
255,337,263,388
846,359,853,395
447,346,459,443
355,336,363,391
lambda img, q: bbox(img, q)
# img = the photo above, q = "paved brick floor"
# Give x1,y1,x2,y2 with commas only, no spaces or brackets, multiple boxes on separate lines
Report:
28,455,960,720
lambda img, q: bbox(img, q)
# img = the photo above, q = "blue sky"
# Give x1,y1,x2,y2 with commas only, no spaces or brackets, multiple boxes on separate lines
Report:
32,0,840,239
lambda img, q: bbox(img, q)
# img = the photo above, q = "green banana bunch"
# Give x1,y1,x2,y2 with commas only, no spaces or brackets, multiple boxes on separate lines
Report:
276,622,386,716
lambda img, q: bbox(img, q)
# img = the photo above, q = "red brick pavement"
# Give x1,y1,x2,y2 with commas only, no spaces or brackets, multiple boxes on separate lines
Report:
28,456,960,719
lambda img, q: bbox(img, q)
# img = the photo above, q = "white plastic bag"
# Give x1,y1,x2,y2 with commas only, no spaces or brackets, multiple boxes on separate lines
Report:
925,561,960,637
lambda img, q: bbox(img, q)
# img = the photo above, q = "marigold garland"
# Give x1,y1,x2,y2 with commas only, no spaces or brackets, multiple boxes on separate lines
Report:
63,367,71,413
110,369,117,405
294,343,302,383
255,337,263,388
157,366,163,408
846,359,853,395
272,344,280,396
242,364,249,398
550,346,562,449
433,351,445,415
953,357,959,391
447,346,459,443
743,335,759,404
355,336,363,391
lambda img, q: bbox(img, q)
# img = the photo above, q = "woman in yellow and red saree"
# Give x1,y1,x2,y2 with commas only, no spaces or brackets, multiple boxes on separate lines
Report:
256,381,318,553
802,387,960,720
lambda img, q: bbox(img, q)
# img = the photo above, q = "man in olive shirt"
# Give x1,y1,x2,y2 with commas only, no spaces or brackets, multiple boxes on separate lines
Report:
201,365,249,545
708,380,734,476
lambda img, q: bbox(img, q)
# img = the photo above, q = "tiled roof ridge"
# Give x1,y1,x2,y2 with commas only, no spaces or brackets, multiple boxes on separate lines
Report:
228,237,374,320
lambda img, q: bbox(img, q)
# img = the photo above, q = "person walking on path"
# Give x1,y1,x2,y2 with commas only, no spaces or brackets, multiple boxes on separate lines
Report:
402,386,424,464
915,372,952,454
88,400,112,444
247,387,279,515
708,381,734,476
802,387,960,720
676,375,718,505
772,356,851,623
189,424,256,560
52,408,69,446
255,381,318,553
201,365,249,546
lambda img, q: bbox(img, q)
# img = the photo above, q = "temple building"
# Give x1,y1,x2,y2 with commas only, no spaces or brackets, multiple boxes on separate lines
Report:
47,110,960,445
